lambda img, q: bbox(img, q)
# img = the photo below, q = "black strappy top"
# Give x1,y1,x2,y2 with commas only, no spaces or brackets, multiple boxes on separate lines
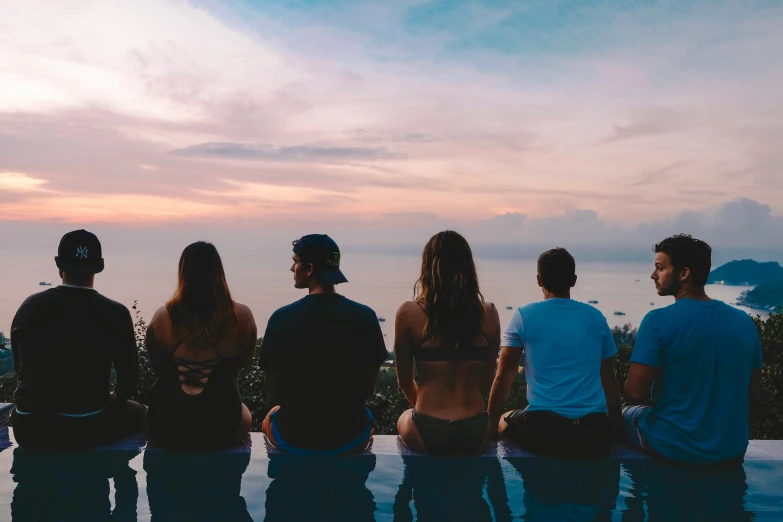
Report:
171,341,222,389
412,336,490,362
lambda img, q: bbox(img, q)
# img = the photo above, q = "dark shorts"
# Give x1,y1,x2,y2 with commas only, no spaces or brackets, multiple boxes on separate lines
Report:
11,398,146,450
412,410,489,455
503,409,612,459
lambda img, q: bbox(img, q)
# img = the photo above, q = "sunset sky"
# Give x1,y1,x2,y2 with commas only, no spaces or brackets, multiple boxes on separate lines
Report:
2,0,783,251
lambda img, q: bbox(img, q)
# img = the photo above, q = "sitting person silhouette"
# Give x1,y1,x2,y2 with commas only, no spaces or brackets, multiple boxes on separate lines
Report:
488,248,622,458
624,234,763,464
146,241,257,450
394,231,500,454
10,230,145,449
260,235,387,454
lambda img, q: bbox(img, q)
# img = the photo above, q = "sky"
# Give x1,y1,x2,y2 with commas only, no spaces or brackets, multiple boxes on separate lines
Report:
2,0,783,256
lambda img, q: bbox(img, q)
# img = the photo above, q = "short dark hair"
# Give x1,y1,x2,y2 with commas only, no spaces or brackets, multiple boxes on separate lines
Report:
653,234,712,287
537,248,576,294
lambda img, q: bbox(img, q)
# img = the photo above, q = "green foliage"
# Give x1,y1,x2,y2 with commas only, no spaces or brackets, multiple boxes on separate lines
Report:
612,323,637,403
0,374,15,404
751,309,783,439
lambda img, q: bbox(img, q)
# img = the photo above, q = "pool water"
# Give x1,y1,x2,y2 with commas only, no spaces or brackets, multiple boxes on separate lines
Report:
0,434,780,521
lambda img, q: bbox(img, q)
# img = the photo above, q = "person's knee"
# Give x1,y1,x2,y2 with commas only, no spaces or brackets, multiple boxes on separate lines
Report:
499,409,524,438
241,404,252,432
498,410,514,435
261,405,279,443
621,405,649,449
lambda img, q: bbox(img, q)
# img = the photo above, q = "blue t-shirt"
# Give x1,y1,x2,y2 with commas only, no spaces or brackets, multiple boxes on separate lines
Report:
502,298,618,419
631,299,763,463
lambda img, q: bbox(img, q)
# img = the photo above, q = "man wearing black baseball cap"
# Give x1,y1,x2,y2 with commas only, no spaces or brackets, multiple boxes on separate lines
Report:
10,230,145,449
260,234,387,454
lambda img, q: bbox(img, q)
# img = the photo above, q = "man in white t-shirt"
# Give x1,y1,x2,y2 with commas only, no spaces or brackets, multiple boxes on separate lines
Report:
488,248,622,458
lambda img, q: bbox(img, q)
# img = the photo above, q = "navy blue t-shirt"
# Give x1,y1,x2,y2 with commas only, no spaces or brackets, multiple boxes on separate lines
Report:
259,293,387,450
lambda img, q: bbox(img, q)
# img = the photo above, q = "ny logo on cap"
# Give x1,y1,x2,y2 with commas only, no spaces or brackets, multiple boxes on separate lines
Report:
76,246,89,259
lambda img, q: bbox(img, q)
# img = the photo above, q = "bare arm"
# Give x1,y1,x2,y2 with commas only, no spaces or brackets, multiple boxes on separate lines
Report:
601,357,622,429
394,303,418,407
479,303,501,395
236,304,258,367
750,368,762,403
145,307,169,376
624,362,659,403
487,347,522,431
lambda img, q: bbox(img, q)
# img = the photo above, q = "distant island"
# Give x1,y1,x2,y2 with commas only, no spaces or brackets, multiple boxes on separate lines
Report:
737,279,783,311
707,259,783,286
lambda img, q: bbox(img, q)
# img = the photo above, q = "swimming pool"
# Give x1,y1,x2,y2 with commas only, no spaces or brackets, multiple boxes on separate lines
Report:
0,431,780,521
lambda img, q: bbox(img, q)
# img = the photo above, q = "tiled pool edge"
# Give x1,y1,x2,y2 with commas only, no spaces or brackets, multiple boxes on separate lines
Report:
3,428,781,461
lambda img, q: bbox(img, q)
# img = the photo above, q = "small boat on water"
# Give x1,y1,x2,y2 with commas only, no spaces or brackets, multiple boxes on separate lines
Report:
649,302,654,306
505,306,513,310
38,282,52,286
588,300,598,304
377,317,386,322
613,311,626,316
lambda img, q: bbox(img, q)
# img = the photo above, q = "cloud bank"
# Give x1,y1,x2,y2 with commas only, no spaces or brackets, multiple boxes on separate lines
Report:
0,0,781,239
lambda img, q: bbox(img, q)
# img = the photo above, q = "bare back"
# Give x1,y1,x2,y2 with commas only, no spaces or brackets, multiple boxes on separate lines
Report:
394,301,500,419
147,303,257,396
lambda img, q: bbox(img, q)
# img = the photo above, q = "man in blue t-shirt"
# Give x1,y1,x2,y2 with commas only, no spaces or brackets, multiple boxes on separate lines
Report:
624,234,763,464
488,248,622,458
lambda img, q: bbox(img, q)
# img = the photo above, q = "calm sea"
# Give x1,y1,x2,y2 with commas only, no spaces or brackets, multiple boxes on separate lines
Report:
0,248,765,348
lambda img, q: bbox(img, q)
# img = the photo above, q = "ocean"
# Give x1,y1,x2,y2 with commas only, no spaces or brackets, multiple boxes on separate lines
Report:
0,248,766,348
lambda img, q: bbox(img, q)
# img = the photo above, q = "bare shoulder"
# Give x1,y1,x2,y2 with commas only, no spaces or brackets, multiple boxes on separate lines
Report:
234,302,254,320
234,302,257,328
149,305,170,329
147,306,172,347
396,300,422,319
484,301,499,320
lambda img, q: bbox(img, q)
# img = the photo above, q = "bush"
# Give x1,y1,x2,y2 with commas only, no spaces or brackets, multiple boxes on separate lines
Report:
750,310,783,439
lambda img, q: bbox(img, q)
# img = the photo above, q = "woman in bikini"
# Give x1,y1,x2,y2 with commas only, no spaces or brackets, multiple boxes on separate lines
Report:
145,241,257,450
395,230,500,454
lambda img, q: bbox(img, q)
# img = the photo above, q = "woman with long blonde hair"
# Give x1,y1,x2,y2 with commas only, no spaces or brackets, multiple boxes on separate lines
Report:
146,241,256,449
395,231,500,454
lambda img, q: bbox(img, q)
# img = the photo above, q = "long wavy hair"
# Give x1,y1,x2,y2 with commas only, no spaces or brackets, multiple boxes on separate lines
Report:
414,231,485,347
166,241,237,345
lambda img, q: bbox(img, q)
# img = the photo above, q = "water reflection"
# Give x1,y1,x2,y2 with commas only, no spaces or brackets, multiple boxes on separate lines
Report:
264,454,377,521
508,458,620,521
393,456,512,522
11,447,140,522
621,459,754,522
144,450,253,522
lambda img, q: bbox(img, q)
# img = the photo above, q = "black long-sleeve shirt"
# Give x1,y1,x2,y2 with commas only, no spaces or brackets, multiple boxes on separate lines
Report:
11,286,138,415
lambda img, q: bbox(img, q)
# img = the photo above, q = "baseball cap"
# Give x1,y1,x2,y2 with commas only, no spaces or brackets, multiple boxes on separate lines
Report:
55,230,105,274
292,234,348,285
